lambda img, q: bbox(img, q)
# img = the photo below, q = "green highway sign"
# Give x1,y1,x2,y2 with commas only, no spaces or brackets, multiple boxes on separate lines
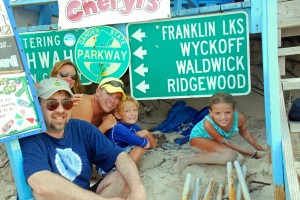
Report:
127,11,250,100
75,26,130,83
20,29,91,84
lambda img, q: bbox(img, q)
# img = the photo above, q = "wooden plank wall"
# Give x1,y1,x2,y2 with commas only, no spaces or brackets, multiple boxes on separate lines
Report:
277,0,300,198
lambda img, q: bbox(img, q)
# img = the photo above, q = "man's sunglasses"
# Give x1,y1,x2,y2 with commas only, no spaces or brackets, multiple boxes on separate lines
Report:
44,100,73,111
100,80,126,92
59,71,77,80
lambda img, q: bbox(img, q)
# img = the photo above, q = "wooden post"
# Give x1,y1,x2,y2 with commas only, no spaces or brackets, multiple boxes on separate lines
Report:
203,178,214,200
216,183,224,200
236,164,247,200
180,173,192,200
191,176,200,200
234,161,251,200
227,162,236,200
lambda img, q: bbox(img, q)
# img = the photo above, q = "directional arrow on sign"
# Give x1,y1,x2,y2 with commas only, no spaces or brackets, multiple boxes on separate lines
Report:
132,28,146,42
136,80,150,93
134,64,148,77
133,46,147,59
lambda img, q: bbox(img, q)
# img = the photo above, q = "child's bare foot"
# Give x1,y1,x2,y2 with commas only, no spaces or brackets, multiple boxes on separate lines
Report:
173,157,187,174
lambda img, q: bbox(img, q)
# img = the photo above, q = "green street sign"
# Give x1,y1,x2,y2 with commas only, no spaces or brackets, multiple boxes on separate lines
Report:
20,29,91,84
75,26,131,83
127,11,250,100
20,29,91,85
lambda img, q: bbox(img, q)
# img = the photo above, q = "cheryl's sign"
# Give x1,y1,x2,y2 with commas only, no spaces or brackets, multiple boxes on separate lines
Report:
58,0,171,29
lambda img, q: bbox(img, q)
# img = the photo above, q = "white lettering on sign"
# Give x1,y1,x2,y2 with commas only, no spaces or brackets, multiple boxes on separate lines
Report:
0,41,6,48
162,22,216,40
110,29,127,45
78,28,101,45
222,18,244,35
0,55,18,68
31,72,49,83
167,74,246,92
77,49,128,61
175,56,245,74
22,35,61,48
179,37,244,56
163,17,247,94
25,50,73,70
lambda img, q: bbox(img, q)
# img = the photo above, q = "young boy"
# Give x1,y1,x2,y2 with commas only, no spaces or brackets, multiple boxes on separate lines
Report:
106,96,157,163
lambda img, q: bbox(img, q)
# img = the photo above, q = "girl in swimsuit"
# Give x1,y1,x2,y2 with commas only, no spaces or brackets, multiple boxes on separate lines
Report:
173,92,266,173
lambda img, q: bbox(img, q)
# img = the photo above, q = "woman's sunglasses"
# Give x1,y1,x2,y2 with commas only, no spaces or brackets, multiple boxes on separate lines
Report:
44,100,73,111
59,71,77,80
99,80,126,92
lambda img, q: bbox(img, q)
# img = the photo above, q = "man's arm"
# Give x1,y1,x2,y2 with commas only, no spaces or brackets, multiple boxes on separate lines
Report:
71,95,93,122
115,152,146,200
28,170,122,200
99,114,117,133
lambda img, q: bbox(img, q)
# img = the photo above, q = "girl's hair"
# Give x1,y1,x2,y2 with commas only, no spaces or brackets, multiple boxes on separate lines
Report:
115,96,139,112
209,92,236,109
50,60,85,94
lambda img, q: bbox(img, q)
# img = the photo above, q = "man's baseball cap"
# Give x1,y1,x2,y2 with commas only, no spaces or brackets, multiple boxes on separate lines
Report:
98,77,126,100
36,78,73,99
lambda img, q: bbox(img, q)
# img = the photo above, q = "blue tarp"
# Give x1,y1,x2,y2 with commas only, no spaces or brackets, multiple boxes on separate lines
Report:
153,101,209,145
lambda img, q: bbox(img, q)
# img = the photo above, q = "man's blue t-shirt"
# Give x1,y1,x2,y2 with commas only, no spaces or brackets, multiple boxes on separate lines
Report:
106,121,148,148
19,119,124,189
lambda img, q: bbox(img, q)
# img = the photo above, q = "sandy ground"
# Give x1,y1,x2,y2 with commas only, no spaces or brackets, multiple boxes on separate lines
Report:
138,118,274,200
136,92,274,200
0,92,274,200
0,144,16,200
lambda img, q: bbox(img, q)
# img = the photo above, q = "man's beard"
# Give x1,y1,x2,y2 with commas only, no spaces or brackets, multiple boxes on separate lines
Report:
49,119,69,132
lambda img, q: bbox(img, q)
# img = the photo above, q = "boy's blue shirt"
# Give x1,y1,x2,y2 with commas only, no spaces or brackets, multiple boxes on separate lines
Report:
106,121,148,148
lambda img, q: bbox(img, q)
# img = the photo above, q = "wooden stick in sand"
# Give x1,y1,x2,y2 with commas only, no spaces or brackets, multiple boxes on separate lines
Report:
234,160,251,200
236,164,248,200
180,172,192,200
227,161,236,200
191,176,200,200
203,178,214,200
216,183,225,200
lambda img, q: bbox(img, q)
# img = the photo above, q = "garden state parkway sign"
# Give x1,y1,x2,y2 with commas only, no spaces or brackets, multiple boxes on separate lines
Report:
75,26,130,83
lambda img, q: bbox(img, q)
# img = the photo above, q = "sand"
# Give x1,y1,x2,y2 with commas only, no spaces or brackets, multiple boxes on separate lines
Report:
135,92,274,200
138,118,274,199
